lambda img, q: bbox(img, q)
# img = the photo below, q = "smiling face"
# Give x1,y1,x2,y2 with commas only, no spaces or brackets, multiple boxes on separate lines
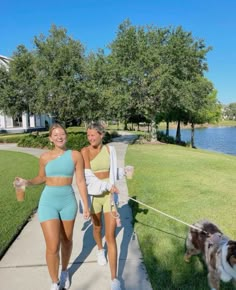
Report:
87,128,103,148
49,126,67,149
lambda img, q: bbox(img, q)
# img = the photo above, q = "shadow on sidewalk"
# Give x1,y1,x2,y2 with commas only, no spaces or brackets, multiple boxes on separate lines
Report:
69,203,134,290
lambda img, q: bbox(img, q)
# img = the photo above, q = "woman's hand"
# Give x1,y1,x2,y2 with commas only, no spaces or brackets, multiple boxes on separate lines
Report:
83,208,90,220
13,177,28,188
110,185,119,194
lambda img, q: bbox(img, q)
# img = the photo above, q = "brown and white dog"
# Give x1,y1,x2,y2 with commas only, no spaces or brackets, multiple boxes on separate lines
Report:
184,220,236,290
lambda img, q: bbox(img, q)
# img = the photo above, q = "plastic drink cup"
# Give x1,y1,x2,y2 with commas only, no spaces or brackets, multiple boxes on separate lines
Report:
14,178,26,201
15,186,25,201
125,165,134,179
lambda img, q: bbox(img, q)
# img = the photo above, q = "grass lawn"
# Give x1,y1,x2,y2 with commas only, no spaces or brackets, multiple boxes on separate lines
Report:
1,129,236,289
0,151,43,258
125,143,236,290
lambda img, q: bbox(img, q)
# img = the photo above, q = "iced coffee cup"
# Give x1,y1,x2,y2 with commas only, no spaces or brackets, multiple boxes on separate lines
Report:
14,178,26,202
125,165,134,179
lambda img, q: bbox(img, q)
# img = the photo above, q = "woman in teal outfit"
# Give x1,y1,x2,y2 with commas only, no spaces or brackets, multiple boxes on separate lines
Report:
15,123,90,290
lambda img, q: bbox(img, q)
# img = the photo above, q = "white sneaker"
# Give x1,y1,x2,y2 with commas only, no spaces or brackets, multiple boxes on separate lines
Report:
96,249,107,266
59,270,70,289
111,278,121,290
50,282,60,290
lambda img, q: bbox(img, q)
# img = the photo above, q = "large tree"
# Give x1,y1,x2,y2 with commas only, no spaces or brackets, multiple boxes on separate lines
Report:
157,26,213,142
33,24,86,125
185,78,220,147
108,20,167,132
225,103,236,120
0,45,37,119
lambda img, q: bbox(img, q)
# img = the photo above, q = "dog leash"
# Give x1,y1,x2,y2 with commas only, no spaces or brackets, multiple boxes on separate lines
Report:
129,196,209,235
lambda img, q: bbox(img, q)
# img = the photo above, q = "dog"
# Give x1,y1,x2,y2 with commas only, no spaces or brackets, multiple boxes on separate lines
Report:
184,220,236,290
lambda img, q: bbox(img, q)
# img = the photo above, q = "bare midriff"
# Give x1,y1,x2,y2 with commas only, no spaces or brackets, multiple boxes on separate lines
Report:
46,176,73,186
94,171,109,179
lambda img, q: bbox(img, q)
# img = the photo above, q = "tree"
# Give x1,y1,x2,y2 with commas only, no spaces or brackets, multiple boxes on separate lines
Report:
0,45,37,119
108,20,166,133
186,78,219,147
33,24,86,125
226,103,236,120
157,26,213,143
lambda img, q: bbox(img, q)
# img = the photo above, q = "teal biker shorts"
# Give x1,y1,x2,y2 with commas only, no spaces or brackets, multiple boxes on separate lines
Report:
38,185,78,222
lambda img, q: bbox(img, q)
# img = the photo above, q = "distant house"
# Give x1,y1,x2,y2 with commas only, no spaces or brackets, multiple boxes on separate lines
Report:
0,55,53,133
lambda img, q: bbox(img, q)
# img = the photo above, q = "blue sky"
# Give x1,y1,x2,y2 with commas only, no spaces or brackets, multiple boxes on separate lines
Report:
1,0,236,105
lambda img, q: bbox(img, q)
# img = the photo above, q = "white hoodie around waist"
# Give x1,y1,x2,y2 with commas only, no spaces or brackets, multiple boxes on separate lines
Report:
79,145,124,212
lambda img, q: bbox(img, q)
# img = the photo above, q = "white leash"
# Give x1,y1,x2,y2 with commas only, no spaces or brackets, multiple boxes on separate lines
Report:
128,196,208,234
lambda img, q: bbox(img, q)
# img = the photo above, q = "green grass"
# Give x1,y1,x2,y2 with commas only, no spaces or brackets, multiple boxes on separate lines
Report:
1,129,236,288
125,143,236,290
0,151,43,257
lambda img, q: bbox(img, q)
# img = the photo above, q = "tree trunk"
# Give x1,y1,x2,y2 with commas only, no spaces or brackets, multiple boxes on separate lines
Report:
151,120,157,141
124,120,128,130
165,121,169,136
176,120,181,143
191,122,196,148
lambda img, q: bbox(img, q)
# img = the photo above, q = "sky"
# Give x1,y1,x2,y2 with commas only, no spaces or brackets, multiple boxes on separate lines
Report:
1,0,236,105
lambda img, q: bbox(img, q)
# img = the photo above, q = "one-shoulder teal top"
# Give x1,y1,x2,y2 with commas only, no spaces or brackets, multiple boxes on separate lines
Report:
45,150,75,177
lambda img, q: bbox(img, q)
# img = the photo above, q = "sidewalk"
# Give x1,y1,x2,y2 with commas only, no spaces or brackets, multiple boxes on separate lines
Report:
0,137,152,290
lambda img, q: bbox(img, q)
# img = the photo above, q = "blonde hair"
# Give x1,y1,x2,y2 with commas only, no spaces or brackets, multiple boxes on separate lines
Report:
87,121,106,135
49,123,67,137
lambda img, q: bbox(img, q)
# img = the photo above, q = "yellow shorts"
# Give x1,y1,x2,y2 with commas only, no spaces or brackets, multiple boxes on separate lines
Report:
91,191,115,214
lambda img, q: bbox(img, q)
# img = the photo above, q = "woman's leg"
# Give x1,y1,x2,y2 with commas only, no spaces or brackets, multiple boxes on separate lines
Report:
104,212,117,280
91,212,103,250
40,219,61,283
60,219,75,270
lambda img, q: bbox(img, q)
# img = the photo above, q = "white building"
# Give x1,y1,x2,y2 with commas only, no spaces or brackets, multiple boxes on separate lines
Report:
0,55,53,133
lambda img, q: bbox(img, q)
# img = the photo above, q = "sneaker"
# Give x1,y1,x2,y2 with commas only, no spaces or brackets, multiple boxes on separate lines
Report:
96,249,107,266
111,278,121,290
59,270,70,289
50,282,60,290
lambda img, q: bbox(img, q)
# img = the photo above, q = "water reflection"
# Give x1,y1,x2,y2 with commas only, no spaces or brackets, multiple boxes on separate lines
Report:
167,126,236,156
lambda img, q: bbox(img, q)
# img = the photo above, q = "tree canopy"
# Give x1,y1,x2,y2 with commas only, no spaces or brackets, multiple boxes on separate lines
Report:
0,20,222,137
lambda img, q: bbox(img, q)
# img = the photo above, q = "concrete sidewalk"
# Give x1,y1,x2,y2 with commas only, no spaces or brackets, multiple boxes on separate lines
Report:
0,138,152,290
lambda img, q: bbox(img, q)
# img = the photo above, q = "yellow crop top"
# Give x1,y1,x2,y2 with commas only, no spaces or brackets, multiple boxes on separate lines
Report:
90,146,110,173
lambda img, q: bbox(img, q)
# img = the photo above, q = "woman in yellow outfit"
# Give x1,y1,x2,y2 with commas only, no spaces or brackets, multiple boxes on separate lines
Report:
81,121,122,290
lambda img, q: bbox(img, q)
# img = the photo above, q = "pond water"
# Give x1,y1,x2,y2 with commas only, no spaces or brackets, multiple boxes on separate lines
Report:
167,126,236,156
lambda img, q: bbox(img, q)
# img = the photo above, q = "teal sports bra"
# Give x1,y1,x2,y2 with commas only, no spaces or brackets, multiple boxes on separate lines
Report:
45,150,75,177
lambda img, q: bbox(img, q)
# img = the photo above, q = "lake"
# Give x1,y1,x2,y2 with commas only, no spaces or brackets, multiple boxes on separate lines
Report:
167,126,236,156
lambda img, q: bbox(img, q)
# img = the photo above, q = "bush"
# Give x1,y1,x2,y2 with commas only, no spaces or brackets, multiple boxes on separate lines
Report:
17,132,91,151
18,135,51,149
66,133,89,151
2,130,112,150
110,130,120,138
103,131,112,143
0,136,23,143
156,131,187,146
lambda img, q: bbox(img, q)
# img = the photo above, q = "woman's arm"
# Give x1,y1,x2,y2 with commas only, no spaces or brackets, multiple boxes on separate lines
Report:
27,154,47,185
80,147,91,169
73,150,90,218
16,153,47,186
